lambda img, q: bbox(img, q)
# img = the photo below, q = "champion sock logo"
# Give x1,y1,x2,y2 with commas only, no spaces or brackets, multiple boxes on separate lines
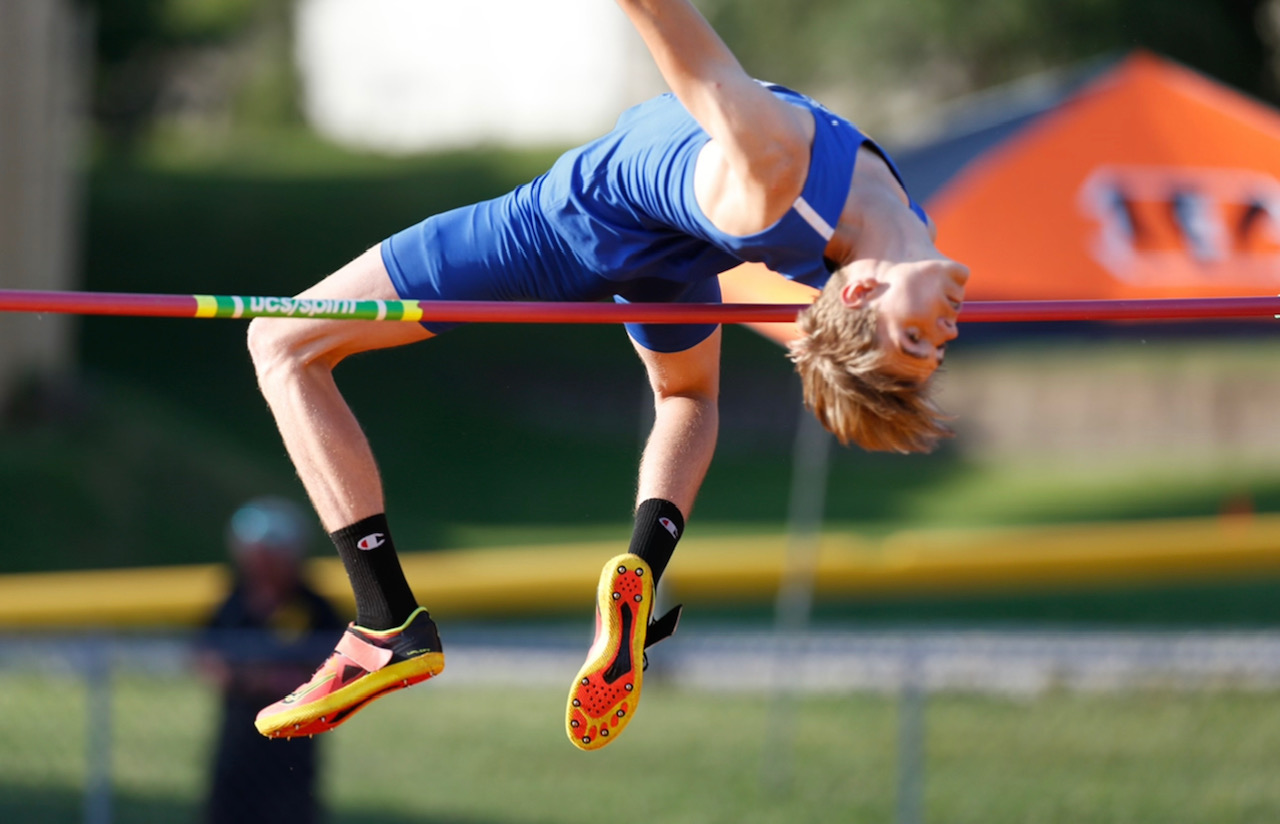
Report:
658,517,679,540
357,532,386,550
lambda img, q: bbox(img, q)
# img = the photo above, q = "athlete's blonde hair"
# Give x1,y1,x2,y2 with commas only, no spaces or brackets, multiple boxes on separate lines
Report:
787,273,951,453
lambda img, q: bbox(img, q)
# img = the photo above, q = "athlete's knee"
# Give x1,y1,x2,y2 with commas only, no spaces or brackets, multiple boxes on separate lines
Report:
247,316,314,383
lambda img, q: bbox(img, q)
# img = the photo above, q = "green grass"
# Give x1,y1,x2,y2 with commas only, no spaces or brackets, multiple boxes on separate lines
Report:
9,351,1280,571
925,691,1280,824
4,669,1280,823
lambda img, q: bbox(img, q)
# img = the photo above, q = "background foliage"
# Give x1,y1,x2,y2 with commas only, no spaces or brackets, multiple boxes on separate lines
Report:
77,0,1280,151
7,0,1277,625
706,0,1275,97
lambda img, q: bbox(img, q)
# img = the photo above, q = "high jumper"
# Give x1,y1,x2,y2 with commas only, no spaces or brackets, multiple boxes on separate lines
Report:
246,0,968,750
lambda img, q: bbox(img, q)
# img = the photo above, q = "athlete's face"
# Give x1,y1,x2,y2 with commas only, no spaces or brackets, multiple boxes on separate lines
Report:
843,258,969,383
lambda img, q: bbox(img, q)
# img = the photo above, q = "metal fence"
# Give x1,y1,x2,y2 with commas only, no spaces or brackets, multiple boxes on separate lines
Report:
4,627,1280,824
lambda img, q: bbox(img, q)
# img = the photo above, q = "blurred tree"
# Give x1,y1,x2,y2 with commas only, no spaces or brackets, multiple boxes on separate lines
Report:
76,0,1278,151
82,0,167,148
79,0,295,154
702,0,1276,133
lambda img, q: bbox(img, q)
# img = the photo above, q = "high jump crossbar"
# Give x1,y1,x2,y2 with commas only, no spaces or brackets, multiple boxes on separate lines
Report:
1,289,1280,324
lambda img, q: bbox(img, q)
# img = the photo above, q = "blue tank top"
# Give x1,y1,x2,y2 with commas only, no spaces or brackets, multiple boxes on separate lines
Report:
532,83,929,290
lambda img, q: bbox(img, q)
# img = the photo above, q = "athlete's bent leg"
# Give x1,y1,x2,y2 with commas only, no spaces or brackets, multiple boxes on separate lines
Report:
248,245,444,738
247,245,431,531
631,328,721,517
565,330,721,750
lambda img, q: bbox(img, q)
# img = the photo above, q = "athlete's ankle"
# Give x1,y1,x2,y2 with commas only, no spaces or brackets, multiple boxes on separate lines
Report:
627,498,684,585
330,513,419,630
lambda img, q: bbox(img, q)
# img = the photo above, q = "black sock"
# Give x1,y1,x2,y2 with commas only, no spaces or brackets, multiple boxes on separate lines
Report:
627,498,685,585
330,514,419,630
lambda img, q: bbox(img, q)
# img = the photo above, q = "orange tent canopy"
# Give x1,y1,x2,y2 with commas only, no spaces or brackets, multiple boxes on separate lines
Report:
929,52,1280,301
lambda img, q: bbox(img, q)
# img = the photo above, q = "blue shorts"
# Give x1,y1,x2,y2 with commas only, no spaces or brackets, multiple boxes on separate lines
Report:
379,191,721,354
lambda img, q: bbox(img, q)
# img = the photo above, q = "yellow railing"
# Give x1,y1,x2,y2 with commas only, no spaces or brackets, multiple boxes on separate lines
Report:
3,514,1279,627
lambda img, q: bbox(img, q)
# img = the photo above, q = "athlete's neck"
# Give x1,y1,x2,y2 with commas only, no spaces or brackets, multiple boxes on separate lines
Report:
828,153,936,267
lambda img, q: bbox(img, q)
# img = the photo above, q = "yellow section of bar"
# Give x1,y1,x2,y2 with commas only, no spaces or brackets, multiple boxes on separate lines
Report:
193,295,219,318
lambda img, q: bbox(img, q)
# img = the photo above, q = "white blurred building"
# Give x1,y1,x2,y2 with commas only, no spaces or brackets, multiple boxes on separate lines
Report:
294,0,664,153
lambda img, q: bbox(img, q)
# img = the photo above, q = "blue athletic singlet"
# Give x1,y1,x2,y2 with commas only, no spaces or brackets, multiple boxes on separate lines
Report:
381,84,928,352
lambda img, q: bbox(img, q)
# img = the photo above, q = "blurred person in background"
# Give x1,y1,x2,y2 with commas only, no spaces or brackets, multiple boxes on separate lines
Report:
247,0,967,751
198,497,344,824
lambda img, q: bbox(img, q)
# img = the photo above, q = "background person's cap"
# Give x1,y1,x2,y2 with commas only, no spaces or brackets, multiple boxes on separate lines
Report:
226,496,313,559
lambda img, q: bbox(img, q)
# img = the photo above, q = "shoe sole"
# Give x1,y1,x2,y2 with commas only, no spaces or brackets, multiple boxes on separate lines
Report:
565,553,652,751
256,652,445,738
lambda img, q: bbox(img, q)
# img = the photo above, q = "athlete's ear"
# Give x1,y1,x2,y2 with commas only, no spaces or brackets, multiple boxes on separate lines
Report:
840,277,879,308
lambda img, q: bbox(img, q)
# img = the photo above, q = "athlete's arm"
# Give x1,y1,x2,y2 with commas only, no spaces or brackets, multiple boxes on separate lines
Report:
614,0,811,207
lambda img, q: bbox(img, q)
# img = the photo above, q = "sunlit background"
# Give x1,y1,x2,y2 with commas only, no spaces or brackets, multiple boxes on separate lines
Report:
6,1,1280,822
